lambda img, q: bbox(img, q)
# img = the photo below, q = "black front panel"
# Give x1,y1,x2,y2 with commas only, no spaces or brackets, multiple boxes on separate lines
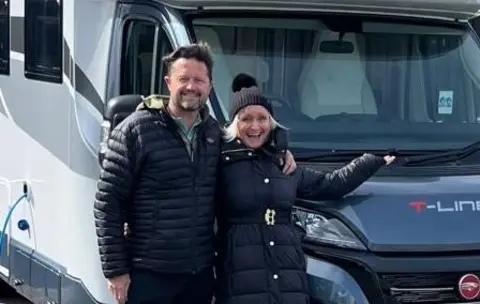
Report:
381,272,480,303
304,245,480,304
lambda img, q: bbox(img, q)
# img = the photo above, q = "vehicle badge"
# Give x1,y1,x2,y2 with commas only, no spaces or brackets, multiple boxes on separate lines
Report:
458,274,480,300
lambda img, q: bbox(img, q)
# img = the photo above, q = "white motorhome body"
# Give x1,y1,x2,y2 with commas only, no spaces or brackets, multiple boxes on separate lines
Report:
2,0,480,303
0,1,215,303
0,0,120,303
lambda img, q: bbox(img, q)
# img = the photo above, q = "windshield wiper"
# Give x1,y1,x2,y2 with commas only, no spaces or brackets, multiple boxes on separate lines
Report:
402,140,480,166
295,150,366,162
295,149,428,163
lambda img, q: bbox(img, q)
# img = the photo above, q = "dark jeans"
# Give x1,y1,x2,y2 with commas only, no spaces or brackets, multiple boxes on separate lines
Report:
126,267,214,304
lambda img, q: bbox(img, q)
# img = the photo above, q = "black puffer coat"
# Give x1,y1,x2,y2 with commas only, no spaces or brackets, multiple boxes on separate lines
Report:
94,97,221,279
214,139,386,304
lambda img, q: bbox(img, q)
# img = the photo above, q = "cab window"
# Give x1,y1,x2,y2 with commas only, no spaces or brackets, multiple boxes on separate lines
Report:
120,19,173,97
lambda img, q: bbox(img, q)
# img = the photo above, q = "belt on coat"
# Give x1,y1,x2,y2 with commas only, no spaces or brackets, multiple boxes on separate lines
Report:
224,209,292,225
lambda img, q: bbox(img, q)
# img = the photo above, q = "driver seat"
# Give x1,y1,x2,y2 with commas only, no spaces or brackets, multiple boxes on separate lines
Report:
298,30,377,119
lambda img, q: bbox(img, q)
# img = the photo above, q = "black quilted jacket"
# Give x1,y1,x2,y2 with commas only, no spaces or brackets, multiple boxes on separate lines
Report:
215,139,386,304
94,103,221,279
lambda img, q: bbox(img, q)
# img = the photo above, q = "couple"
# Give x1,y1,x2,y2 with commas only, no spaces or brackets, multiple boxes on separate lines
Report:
93,42,395,304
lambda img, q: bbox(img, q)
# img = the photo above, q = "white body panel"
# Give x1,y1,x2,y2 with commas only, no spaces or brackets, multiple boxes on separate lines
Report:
0,0,118,302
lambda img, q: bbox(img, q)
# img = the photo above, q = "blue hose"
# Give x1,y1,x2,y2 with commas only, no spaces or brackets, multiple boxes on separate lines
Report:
0,194,28,256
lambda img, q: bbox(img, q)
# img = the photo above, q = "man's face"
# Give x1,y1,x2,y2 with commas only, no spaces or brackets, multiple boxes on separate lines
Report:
164,58,212,112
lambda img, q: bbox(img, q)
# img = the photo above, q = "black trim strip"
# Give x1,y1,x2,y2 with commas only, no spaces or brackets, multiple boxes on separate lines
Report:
10,16,104,114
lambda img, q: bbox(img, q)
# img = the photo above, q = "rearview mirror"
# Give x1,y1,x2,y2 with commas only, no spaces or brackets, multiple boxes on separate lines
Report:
319,40,354,54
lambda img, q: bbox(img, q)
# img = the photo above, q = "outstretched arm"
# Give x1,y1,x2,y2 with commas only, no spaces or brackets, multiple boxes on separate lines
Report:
296,154,392,201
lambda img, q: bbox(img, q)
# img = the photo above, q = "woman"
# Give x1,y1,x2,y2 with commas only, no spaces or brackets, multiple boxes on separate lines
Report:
214,77,395,304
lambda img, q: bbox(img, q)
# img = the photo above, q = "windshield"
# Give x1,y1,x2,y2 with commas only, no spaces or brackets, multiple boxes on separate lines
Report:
192,15,480,151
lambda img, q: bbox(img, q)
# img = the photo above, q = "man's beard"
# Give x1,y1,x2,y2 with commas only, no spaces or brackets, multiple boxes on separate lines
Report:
176,91,207,112
179,100,204,112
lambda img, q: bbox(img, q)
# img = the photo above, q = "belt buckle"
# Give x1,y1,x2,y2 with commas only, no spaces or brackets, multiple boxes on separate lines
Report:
264,209,276,225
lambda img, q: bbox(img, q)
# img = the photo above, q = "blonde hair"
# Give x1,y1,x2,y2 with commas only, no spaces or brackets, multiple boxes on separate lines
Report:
223,111,288,142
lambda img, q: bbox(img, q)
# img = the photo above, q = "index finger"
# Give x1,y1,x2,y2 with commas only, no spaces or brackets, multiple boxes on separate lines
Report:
283,161,293,174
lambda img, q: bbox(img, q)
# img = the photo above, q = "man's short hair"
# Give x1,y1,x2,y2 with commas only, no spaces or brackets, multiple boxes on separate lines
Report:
162,42,214,80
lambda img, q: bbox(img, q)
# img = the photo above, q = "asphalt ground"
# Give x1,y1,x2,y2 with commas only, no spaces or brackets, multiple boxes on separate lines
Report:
0,282,30,304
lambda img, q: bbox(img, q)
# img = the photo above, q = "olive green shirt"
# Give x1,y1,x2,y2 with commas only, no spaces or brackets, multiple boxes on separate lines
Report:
172,114,202,159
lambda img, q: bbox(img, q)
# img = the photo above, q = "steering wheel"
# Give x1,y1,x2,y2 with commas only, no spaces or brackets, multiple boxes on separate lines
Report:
314,113,378,122
263,93,293,109
262,93,316,122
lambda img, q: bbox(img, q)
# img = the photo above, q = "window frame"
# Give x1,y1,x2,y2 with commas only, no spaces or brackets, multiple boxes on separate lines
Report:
119,16,173,96
120,18,158,96
0,0,10,76
153,26,173,96
24,0,63,84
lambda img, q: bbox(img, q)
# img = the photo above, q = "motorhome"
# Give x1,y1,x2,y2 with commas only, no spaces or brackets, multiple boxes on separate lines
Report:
2,0,480,303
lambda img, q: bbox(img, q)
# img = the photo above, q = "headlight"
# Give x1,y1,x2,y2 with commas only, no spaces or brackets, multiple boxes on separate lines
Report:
292,208,366,251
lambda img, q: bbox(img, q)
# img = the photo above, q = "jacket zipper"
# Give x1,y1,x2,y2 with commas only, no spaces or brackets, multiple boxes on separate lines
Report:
171,124,202,274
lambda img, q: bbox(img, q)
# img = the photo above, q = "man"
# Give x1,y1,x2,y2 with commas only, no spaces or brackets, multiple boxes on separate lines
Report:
94,43,295,304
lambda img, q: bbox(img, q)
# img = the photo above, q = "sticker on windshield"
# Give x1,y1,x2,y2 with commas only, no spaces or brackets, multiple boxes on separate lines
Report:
438,90,453,115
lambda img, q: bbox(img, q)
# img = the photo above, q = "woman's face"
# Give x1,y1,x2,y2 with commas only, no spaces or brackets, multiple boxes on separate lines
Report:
237,105,271,149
